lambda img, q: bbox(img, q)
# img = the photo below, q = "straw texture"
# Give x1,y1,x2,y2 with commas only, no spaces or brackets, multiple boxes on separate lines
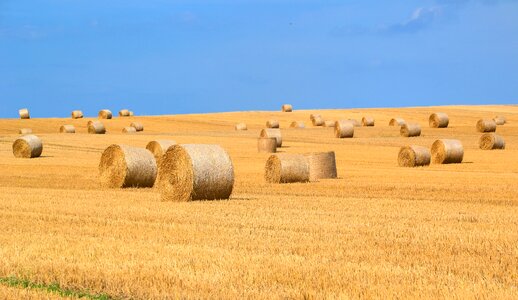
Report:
400,123,421,137
290,121,305,128
304,152,337,181
389,118,405,126
476,119,497,132
257,138,277,153
130,122,144,132
265,154,310,183
429,113,449,128
19,108,30,119
146,140,177,164
479,133,505,150
398,146,431,167
266,120,280,128
235,123,247,130
431,139,464,164
119,109,130,117
334,120,354,138
362,117,375,126
493,116,506,125
71,110,84,119
312,116,324,126
88,121,106,134
282,104,293,112
12,135,42,158
260,128,282,147
98,109,112,119
324,120,335,127
310,114,321,121
59,125,75,133
122,127,137,133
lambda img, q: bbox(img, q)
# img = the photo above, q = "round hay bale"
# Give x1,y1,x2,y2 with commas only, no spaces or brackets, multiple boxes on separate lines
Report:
334,120,354,138
122,127,137,133
304,152,337,181
265,154,309,183
158,144,234,201
19,108,30,119
99,144,157,188
389,118,405,126
476,119,497,133
310,114,321,121
362,117,375,126
12,135,42,158
282,104,293,112
398,146,431,167
257,137,277,153
260,128,282,147
324,120,335,127
290,121,305,128
431,139,464,164
19,128,32,135
59,125,75,133
88,121,106,134
128,111,134,117
400,123,421,137
429,113,449,128
266,120,280,128
98,109,112,119
71,110,84,119
312,116,324,126
493,116,506,125
146,140,177,164
235,123,247,131
479,133,505,150
130,122,144,132
348,119,361,127
119,109,130,117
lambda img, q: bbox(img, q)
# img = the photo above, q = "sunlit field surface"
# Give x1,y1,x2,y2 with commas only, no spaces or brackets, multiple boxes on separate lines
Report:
0,105,517,299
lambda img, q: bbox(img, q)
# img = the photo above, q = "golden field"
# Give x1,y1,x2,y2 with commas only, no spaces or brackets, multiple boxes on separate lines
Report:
0,105,517,299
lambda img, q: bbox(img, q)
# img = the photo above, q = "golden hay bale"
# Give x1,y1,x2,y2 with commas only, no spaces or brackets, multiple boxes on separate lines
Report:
389,118,405,126
99,144,157,188
59,125,75,133
12,135,42,158
265,154,309,183
19,128,32,135
334,120,354,138
19,108,30,119
235,123,247,130
476,119,497,133
304,152,337,181
146,140,177,163
312,116,324,126
122,127,137,133
119,109,130,117
479,133,505,150
493,116,506,125
347,119,361,127
88,121,106,134
400,123,421,137
310,114,321,121
71,110,84,119
398,145,431,167
266,119,280,128
130,122,144,132
257,137,277,153
290,121,305,128
282,104,293,112
324,120,335,127
429,113,449,128
260,128,282,147
98,109,112,119
128,111,134,117
158,144,234,201
431,139,464,164
362,117,375,126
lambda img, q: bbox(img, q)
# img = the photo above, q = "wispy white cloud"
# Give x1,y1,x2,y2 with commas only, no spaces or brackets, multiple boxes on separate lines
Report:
383,6,443,34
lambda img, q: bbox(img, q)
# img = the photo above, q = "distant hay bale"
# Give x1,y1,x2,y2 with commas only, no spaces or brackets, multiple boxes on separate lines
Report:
130,122,144,132
88,121,106,134
19,108,30,119
265,154,309,183
128,111,134,117
235,123,247,130
98,109,112,119
282,104,293,112
334,120,354,138
429,113,449,128
310,114,321,121
479,133,505,150
99,144,157,188
324,120,335,127
59,125,76,133
389,118,405,126
290,121,305,128
266,120,280,128
260,128,282,147
122,127,137,133
19,128,32,135
146,140,177,164
71,110,84,119
312,116,324,126
304,152,337,181
398,146,431,167
257,137,277,153
400,123,421,137
493,116,506,125
476,119,497,133
119,109,130,117
362,117,375,126
431,139,464,164
348,119,361,127
12,135,42,158
158,144,234,201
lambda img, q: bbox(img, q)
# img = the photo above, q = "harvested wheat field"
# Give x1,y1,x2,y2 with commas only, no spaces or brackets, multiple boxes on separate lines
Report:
0,105,517,299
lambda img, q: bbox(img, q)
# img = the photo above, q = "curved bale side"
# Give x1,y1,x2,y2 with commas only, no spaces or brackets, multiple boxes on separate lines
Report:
235,123,247,131
128,111,134,117
431,139,464,164
19,108,30,119
146,140,177,164
265,154,310,183
260,128,282,147
429,113,449,128
282,104,293,112
389,118,405,126
304,152,337,181
122,127,137,133
479,133,505,150
98,109,112,119
398,145,431,167
59,125,76,133
362,117,375,126
310,114,321,122
493,116,506,125
334,121,354,138
257,137,277,153
88,121,106,134
19,128,32,135
119,109,130,117
71,110,84,119
99,144,157,188
266,120,280,128
348,119,361,127
476,119,497,132
312,116,324,126
400,123,422,137
12,135,42,158
290,121,305,128
324,120,335,127
157,144,234,202
130,122,144,132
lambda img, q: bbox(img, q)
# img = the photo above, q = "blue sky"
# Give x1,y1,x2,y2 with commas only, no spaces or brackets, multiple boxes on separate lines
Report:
1,0,517,118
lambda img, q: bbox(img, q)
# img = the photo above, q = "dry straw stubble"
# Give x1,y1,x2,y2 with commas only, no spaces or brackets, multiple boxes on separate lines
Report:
431,139,464,164
235,123,247,130
479,133,505,150
265,153,310,183
88,121,106,134
334,120,354,138
158,144,234,202
260,128,282,147
12,134,43,158
400,123,422,137
19,108,30,119
257,137,277,153
429,113,449,128
98,109,112,119
398,146,431,167
59,125,76,133
476,119,497,132
362,117,375,126
282,104,293,112
71,110,84,119
304,152,337,181
266,120,280,128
